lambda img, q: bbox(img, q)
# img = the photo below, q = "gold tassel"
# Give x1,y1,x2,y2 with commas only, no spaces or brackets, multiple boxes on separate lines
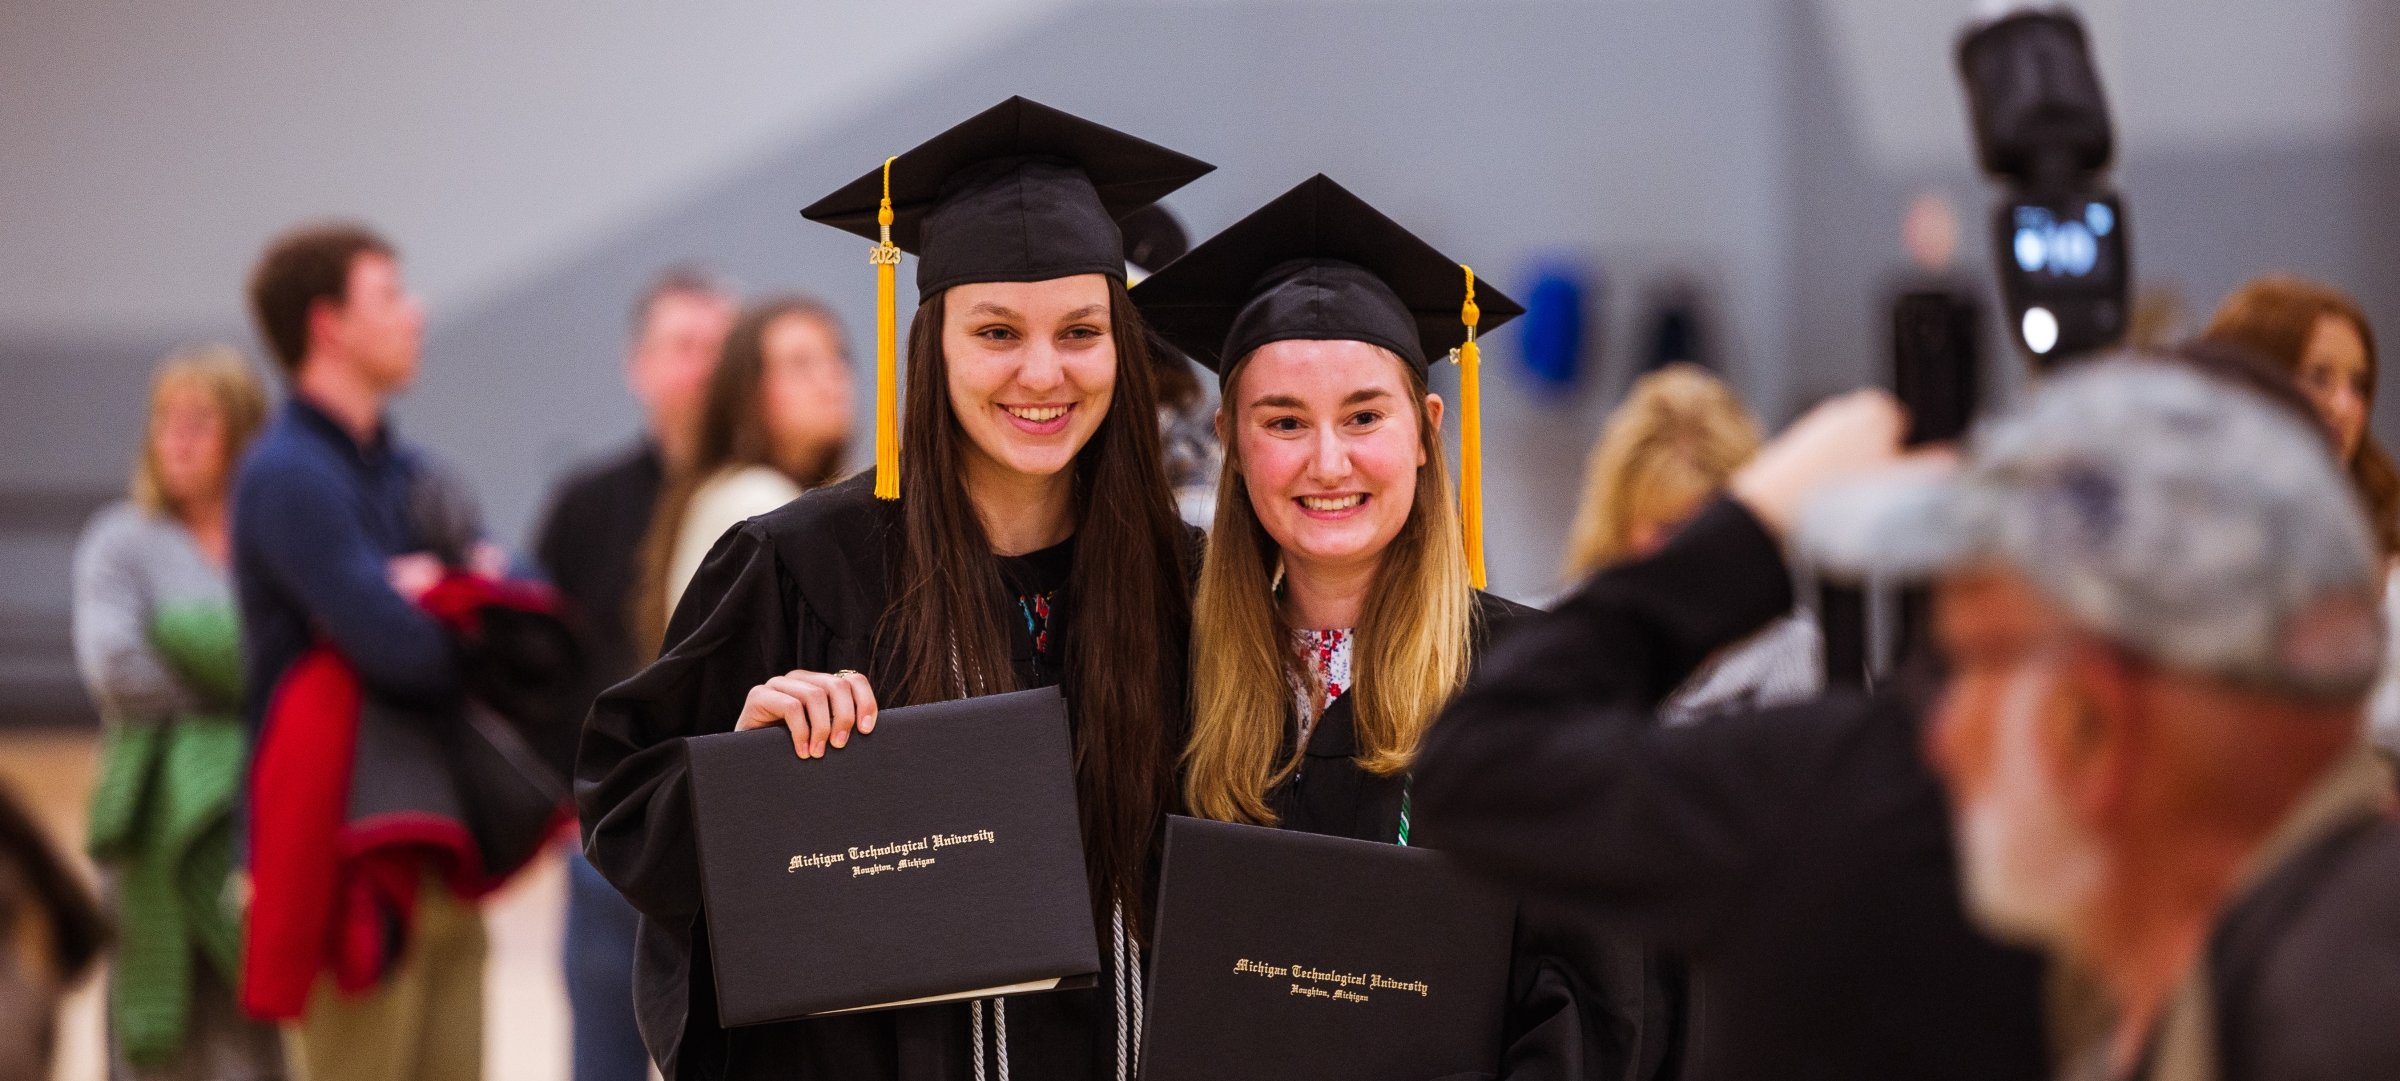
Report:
1456,265,1487,589
872,156,902,500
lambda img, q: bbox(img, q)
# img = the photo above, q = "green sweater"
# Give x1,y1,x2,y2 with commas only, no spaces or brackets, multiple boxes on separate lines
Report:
74,503,250,1066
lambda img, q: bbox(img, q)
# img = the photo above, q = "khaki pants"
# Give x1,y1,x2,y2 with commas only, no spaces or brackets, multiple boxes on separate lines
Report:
285,880,484,1081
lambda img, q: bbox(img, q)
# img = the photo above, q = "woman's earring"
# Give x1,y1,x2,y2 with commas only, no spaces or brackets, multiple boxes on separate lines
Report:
1270,555,1286,594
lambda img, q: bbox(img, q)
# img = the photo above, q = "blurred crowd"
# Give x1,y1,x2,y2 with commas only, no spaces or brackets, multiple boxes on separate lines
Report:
5,84,2400,1081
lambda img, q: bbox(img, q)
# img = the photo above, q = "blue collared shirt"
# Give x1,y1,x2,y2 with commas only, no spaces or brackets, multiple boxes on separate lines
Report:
230,396,463,733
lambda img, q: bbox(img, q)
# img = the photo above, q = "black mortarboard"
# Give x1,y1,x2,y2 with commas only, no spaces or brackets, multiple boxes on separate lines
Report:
799,97,1212,500
802,96,1213,295
1133,175,1521,587
1130,174,1523,375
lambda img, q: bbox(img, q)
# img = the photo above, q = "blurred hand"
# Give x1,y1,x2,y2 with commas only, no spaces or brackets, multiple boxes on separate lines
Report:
736,669,880,758
386,552,446,604
1730,389,1911,539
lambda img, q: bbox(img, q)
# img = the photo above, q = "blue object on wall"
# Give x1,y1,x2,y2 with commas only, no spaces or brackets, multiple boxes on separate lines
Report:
1517,260,1591,393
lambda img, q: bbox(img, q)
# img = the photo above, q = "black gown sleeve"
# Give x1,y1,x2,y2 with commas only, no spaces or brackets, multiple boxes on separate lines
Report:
576,521,800,920
1519,498,1795,713
1411,497,1866,953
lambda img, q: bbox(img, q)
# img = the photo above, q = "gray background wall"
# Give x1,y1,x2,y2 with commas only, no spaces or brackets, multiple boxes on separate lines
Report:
7,0,2398,719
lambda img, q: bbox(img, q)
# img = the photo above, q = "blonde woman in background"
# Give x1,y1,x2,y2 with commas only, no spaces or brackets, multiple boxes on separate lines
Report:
71,346,285,1080
633,295,855,648
1563,363,1820,723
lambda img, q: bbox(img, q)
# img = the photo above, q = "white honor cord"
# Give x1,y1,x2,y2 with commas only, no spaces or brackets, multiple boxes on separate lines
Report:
1129,930,1145,1054
1111,902,1130,1081
969,998,1012,1081
993,999,1010,1081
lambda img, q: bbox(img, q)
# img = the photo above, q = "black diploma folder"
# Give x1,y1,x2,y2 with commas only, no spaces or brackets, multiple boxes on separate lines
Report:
1141,816,1516,1081
684,685,1100,1025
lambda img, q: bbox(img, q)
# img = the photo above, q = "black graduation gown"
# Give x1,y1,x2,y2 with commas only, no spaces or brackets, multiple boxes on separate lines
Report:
1264,592,1670,1081
1266,591,1531,841
1409,498,2050,1081
576,472,1143,1081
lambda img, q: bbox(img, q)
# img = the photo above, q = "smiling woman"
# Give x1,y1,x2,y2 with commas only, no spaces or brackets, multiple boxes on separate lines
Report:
936,278,1120,538
1133,175,1526,838
1133,175,1647,1081
576,97,1209,1081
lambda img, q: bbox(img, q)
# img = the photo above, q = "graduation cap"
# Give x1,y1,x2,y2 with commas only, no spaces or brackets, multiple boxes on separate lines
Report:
803,98,1213,499
1131,174,1523,586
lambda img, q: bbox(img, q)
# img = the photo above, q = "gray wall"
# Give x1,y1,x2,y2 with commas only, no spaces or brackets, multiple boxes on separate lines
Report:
8,0,2400,717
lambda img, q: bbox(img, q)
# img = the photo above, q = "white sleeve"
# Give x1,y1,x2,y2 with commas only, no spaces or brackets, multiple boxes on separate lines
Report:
665,467,804,615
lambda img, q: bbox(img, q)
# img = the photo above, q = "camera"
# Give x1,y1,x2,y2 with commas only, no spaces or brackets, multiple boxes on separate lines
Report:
1957,8,2130,365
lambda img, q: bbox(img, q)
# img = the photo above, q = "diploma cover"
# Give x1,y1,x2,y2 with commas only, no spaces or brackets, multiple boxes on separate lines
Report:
685,686,1099,1024
1141,816,1514,1080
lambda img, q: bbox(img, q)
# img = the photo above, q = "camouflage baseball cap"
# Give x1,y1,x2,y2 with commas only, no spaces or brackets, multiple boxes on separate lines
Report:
1798,355,2385,700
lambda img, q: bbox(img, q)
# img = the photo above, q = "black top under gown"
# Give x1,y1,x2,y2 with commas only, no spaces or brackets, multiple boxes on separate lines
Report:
1262,591,1676,1081
1265,590,1529,842
577,472,1162,1081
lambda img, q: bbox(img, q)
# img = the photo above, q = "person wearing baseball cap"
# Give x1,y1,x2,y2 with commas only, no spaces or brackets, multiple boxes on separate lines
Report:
1802,357,2397,1080
1411,347,2391,1080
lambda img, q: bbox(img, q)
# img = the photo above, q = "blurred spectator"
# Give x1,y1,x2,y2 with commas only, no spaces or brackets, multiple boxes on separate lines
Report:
1120,202,1221,527
1157,354,1221,530
2203,275,2399,557
1415,385,2052,1081
1638,280,1709,375
231,223,482,1081
2202,275,2400,764
1416,345,2332,1081
634,295,854,648
71,345,285,1079
1561,363,1820,723
0,778,107,1081
1808,358,2398,1079
528,267,732,1081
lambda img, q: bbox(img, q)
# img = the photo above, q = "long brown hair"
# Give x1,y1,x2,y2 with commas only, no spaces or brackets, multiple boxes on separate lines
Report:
2203,275,2400,557
635,296,852,648
877,277,1191,939
1184,351,1475,826
131,345,270,517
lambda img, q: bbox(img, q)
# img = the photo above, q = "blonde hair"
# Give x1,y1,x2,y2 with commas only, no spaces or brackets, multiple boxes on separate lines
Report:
130,345,270,517
1562,363,1761,578
1184,351,1475,826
